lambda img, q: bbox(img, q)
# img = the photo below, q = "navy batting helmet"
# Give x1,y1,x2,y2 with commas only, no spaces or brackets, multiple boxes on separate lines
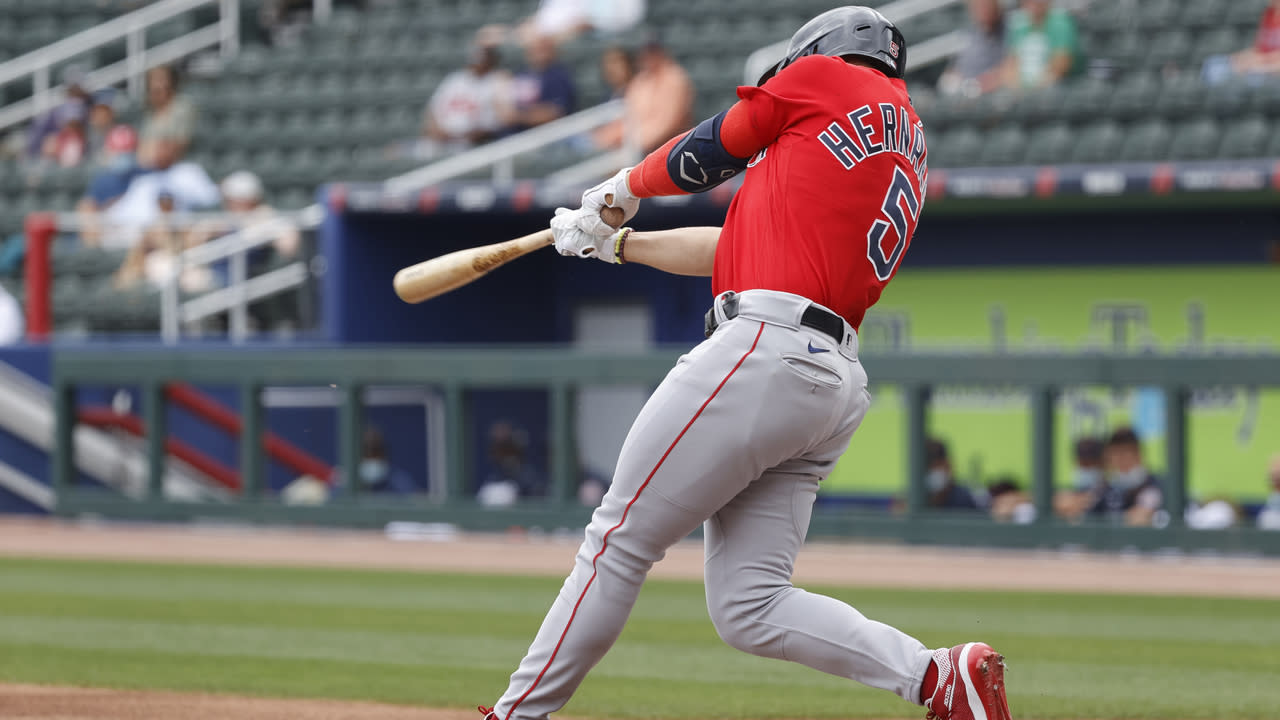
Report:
758,6,906,85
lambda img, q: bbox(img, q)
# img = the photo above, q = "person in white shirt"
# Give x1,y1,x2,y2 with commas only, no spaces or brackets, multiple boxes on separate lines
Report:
420,45,514,155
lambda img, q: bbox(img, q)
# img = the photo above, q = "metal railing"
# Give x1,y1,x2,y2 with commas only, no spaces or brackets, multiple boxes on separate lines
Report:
29,208,322,344
384,100,635,193
49,347,1280,554
743,0,965,84
0,0,342,134
0,0,235,133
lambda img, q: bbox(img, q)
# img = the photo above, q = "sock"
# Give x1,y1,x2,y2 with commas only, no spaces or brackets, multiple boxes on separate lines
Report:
920,658,939,705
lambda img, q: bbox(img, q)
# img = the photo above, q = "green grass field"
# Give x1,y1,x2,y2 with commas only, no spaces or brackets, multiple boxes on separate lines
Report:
0,556,1276,719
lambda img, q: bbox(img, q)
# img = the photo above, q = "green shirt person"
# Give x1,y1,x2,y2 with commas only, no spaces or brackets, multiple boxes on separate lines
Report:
1003,0,1081,89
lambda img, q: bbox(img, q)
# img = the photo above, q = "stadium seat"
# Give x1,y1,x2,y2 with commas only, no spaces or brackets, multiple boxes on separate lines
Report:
1145,29,1194,70
1024,123,1074,166
1154,75,1206,118
978,125,1029,166
1193,27,1245,65
931,126,983,168
1218,115,1270,158
1181,0,1226,29
1137,0,1183,29
1226,0,1270,29
1120,119,1175,162
1059,78,1113,124
1108,71,1161,122
1167,117,1221,161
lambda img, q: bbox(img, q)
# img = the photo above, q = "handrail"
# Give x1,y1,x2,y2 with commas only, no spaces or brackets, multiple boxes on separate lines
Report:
33,209,321,344
384,100,630,193
743,0,964,84
0,0,237,134
0,0,219,87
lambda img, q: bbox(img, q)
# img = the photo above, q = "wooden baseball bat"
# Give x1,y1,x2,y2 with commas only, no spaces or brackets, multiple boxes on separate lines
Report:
392,228,554,304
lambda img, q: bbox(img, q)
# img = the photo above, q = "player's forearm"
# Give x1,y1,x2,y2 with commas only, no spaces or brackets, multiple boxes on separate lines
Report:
622,226,719,276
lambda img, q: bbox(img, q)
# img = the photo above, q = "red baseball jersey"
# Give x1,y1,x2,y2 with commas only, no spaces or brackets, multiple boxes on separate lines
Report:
714,55,928,330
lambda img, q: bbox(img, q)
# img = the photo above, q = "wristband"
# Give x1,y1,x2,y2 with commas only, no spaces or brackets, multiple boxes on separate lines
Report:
614,227,633,264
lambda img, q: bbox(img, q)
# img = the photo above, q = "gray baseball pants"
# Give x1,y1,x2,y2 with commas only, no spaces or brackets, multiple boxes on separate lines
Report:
491,289,933,720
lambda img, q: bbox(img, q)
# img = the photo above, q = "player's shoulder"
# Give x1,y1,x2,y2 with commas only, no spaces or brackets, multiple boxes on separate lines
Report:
773,55,850,85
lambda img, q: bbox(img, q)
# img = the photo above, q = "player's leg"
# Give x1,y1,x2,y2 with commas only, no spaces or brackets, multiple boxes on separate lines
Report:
702,466,933,704
488,319,820,720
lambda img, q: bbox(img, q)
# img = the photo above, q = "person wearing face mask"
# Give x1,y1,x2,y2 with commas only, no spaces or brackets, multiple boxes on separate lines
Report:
1257,454,1280,530
355,427,417,494
923,439,981,510
1090,427,1164,526
1055,436,1104,520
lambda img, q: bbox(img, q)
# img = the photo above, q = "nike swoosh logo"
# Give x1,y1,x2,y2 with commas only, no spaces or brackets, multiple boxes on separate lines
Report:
808,341,829,354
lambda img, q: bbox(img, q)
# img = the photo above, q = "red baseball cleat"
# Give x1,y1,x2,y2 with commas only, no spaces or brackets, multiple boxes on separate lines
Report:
924,642,1011,720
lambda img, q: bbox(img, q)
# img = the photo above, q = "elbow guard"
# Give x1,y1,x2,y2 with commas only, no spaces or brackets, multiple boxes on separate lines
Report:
665,110,749,193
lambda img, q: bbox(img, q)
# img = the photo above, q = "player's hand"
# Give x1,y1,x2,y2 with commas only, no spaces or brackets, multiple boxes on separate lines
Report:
580,167,639,237
550,207,618,263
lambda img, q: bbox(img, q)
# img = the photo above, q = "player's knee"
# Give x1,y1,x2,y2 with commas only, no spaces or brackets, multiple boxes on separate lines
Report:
705,590,784,657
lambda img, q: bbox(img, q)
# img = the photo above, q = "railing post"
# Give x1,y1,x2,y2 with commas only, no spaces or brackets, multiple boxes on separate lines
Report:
444,383,466,500
161,275,181,343
904,384,930,514
338,383,363,496
1163,386,1188,527
143,382,167,501
239,383,263,499
52,381,75,499
313,0,333,24
126,26,146,98
220,0,240,58
1029,386,1055,523
548,382,573,505
494,157,515,186
23,213,56,341
229,247,249,342
33,66,51,116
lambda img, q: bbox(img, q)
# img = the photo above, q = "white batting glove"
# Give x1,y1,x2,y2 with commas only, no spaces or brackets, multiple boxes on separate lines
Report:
580,167,640,237
551,207,618,263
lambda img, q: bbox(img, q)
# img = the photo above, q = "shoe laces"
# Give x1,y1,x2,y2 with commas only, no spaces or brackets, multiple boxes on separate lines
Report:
478,706,497,720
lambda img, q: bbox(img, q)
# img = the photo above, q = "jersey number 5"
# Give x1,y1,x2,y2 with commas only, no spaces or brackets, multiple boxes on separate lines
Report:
866,167,922,282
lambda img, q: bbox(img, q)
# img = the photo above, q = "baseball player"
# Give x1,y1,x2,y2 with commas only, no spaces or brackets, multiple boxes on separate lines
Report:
480,7,1011,720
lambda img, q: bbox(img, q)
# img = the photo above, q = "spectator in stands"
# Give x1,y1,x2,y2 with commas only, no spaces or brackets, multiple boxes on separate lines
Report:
478,420,545,504
93,138,219,249
939,0,1006,98
624,38,694,153
113,188,216,292
139,65,197,159
506,34,577,132
85,89,133,164
185,170,300,261
355,427,417,494
986,476,1035,523
1204,0,1280,83
924,438,981,510
0,284,23,345
185,170,302,330
592,46,637,149
1258,454,1280,530
1001,0,1081,90
416,44,514,158
41,102,88,169
1055,436,1104,520
486,0,646,46
1093,427,1164,526
24,65,91,164
76,125,142,246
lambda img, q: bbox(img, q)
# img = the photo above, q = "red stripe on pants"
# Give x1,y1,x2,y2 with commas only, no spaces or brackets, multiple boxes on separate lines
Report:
503,321,766,720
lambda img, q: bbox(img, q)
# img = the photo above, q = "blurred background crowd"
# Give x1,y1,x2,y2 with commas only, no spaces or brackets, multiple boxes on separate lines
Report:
0,0,1277,533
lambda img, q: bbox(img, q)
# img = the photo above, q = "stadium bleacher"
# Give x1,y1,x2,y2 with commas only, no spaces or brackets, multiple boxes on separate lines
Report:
1,0,1278,334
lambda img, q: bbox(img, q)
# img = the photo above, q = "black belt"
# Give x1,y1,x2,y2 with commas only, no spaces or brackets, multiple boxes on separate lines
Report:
704,292,845,343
